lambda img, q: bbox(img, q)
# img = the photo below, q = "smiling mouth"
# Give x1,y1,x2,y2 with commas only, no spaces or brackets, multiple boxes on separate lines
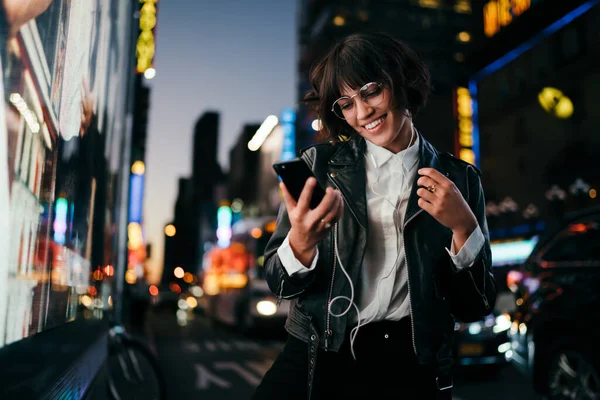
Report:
363,114,387,130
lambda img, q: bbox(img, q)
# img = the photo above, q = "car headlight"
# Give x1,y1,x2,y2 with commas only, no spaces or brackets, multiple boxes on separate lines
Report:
468,322,483,335
493,313,511,333
256,300,277,316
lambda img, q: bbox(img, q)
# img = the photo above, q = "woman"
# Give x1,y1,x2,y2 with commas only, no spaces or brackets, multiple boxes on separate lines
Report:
252,32,496,400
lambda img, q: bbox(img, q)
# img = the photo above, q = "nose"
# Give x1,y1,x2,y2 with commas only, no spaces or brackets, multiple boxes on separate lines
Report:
355,97,374,121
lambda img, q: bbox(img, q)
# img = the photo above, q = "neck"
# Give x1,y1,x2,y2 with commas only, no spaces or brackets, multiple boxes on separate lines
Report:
388,120,414,153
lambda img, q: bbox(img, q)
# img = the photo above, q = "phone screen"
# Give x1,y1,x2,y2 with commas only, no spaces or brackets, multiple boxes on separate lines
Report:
273,158,326,209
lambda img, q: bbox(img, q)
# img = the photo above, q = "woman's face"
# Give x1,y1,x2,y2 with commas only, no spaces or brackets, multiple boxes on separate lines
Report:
337,83,412,153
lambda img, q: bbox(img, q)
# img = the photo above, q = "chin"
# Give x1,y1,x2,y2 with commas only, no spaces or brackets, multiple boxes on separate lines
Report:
367,128,398,146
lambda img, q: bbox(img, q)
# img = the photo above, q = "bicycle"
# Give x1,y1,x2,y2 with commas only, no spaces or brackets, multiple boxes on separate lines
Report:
106,323,167,400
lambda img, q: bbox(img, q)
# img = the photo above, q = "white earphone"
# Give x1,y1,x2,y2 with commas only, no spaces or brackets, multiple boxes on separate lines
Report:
328,123,416,360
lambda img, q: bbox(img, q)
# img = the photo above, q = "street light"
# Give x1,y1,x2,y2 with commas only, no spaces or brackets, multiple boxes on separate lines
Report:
165,224,176,237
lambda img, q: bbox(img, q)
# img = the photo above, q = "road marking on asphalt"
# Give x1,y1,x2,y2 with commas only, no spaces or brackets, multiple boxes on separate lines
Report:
214,361,262,386
205,340,217,351
188,339,283,353
217,340,232,351
194,364,231,389
183,341,201,352
232,340,262,351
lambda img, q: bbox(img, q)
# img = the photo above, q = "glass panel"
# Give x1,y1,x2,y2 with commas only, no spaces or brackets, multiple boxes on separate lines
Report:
0,0,133,349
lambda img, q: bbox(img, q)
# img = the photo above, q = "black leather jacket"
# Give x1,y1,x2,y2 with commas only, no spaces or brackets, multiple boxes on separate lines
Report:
264,133,496,395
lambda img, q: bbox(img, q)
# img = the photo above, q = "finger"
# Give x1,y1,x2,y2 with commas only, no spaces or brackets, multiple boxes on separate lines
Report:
417,197,434,214
297,177,317,211
337,192,344,219
317,218,333,231
309,186,337,220
418,168,449,186
279,182,298,210
416,187,437,203
416,176,437,189
319,192,341,226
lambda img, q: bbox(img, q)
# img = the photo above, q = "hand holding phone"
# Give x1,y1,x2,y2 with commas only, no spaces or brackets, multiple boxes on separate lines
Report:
273,158,326,209
272,158,344,267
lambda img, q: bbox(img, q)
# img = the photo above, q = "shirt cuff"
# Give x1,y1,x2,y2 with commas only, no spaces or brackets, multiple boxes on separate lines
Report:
277,234,319,277
445,225,485,271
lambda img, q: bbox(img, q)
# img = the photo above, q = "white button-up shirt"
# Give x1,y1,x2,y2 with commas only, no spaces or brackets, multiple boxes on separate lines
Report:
277,135,485,325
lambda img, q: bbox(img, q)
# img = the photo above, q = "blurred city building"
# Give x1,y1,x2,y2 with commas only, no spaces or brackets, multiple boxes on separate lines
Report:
296,0,487,154
227,123,262,216
161,111,226,285
193,112,226,267
161,177,194,284
463,0,600,238
226,109,297,222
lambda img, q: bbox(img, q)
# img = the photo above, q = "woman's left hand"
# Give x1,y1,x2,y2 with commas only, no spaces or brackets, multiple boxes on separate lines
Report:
416,168,477,237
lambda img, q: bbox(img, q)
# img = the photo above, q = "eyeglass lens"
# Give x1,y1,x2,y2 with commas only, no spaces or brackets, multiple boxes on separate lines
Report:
333,83,384,119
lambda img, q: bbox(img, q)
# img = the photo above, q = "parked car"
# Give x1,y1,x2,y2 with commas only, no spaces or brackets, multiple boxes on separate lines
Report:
451,234,540,372
453,309,512,371
506,206,600,399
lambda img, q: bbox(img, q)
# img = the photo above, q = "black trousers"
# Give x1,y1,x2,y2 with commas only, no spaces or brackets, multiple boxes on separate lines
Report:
251,317,452,400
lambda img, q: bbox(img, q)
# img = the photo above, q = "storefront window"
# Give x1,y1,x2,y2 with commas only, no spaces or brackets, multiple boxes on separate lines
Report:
0,0,133,349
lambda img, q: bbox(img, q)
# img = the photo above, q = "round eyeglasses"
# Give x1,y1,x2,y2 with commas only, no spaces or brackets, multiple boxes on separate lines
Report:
331,82,385,120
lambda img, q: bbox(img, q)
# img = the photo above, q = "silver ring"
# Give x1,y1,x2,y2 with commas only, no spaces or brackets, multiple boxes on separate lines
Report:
321,219,332,229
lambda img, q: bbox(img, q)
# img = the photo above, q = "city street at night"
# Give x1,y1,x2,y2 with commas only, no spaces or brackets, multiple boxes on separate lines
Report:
2,0,600,398
146,307,541,400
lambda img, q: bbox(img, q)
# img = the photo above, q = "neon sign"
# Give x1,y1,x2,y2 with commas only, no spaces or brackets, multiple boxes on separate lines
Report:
280,108,296,161
136,0,158,74
216,206,233,248
484,0,531,37
454,87,476,166
53,198,68,244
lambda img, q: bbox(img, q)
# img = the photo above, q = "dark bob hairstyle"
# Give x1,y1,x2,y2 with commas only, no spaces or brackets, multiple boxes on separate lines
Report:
304,32,432,142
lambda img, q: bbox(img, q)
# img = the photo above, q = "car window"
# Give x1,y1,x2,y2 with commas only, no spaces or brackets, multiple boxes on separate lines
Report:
541,221,600,263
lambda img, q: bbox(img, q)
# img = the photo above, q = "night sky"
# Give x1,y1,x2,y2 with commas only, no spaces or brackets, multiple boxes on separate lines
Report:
144,0,297,281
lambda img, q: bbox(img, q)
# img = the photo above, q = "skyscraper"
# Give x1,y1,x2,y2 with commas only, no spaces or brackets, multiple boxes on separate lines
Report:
192,111,222,202
227,123,261,208
191,111,226,270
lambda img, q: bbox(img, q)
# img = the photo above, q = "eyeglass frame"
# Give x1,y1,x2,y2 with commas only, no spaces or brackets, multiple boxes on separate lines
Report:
330,82,385,120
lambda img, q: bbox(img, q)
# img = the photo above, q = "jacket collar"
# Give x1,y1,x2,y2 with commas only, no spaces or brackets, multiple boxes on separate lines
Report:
328,134,366,166
328,130,445,171
327,130,447,227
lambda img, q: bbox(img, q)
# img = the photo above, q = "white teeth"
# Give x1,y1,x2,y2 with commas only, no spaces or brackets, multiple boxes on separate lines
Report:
365,117,384,130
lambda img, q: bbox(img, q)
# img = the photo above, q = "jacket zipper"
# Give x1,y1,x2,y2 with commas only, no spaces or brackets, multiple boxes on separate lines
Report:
324,225,336,350
276,279,306,306
402,208,423,356
468,270,490,310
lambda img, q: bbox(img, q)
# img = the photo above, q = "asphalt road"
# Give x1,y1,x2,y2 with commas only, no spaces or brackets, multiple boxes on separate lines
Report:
144,307,541,400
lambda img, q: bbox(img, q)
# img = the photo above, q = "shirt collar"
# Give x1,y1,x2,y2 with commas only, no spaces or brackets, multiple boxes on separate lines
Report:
365,133,420,171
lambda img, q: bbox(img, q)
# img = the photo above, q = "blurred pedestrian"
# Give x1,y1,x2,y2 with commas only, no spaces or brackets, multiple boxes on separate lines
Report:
252,31,496,400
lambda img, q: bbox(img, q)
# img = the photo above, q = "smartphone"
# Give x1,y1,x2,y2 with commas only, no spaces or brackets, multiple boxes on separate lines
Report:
273,158,326,209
